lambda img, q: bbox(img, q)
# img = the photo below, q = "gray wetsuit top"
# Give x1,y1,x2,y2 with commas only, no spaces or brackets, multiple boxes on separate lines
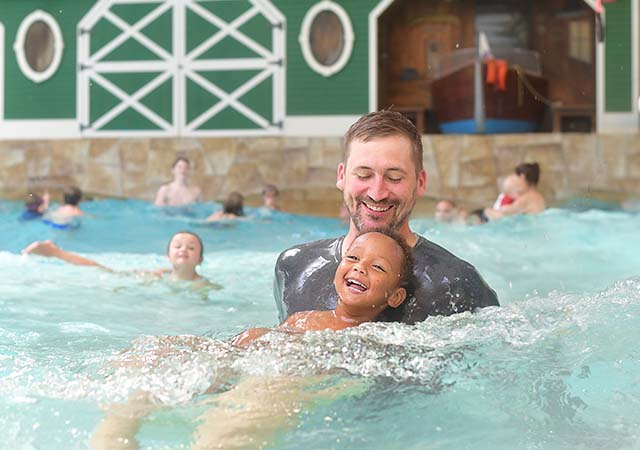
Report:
274,235,499,324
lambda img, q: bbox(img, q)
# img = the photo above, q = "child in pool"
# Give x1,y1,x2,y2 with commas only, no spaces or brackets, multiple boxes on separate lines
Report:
21,231,218,289
90,229,413,450
231,228,413,346
20,191,49,220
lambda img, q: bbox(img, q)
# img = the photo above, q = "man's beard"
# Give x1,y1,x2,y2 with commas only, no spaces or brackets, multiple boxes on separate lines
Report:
346,196,413,232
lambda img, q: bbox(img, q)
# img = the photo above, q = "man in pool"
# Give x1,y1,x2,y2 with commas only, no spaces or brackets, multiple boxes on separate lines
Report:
90,229,413,450
154,156,202,207
22,231,218,289
275,110,499,324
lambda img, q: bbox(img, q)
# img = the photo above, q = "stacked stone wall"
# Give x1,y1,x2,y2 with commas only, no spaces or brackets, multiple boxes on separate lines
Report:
1,133,638,215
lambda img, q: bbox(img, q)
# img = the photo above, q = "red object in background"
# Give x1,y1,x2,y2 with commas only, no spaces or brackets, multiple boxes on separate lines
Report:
500,194,514,207
486,58,508,91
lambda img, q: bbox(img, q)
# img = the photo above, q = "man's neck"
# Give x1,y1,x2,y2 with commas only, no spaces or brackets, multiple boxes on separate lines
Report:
342,221,417,254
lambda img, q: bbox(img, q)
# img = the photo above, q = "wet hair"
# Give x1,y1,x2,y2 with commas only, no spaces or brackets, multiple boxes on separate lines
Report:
172,156,190,168
352,228,414,291
167,231,204,261
262,184,279,196
25,192,43,212
437,198,456,209
343,110,424,175
63,186,83,206
223,191,244,216
515,162,540,186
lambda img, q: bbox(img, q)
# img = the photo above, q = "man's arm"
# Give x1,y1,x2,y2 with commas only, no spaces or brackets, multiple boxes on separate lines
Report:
153,185,167,206
273,251,288,323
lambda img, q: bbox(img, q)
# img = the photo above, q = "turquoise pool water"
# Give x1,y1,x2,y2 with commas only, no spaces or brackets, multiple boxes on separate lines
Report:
1,200,639,449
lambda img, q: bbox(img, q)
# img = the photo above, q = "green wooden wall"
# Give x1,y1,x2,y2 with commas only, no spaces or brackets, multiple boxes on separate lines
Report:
1,1,92,120
273,0,379,116
604,0,632,112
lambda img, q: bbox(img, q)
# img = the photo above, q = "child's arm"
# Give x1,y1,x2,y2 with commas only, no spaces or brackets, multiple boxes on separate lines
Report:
22,240,107,269
231,312,313,347
230,327,271,347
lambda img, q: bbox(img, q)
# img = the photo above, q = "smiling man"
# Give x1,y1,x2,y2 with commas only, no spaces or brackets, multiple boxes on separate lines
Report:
274,110,498,324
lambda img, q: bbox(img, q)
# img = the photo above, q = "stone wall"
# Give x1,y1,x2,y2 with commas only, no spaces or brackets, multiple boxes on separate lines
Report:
0,133,638,216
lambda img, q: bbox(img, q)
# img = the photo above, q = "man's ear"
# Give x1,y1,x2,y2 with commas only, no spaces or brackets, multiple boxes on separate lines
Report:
387,287,407,308
416,169,427,197
336,162,345,190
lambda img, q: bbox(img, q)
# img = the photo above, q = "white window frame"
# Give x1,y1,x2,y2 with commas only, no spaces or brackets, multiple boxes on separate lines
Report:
13,10,65,83
298,0,354,77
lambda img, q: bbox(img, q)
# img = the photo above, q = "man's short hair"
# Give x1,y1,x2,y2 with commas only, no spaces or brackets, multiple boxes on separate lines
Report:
343,110,424,175
63,186,83,206
515,162,540,186
172,156,190,168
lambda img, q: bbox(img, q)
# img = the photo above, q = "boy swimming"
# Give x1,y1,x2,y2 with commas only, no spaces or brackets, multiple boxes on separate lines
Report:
21,231,218,289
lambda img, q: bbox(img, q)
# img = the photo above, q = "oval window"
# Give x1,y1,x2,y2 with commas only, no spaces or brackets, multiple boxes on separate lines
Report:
299,1,354,77
310,11,344,66
14,10,65,83
25,21,55,73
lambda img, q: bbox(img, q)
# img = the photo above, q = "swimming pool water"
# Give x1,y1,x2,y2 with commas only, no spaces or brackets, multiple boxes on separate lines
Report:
1,199,639,449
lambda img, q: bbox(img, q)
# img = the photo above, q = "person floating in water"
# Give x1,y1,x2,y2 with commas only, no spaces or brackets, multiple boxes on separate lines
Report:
90,230,413,450
484,162,546,220
206,191,244,221
274,110,498,325
20,191,49,220
21,231,218,290
43,186,85,228
154,156,202,207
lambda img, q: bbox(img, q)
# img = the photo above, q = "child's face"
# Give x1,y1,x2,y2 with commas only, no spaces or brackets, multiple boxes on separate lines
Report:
167,233,202,269
334,232,407,313
503,174,525,198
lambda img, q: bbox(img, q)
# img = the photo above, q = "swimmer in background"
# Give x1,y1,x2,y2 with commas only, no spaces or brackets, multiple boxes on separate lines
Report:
20,191,50,220
43,186,86,227
21,231,219,290
90,230,412,450
434,199,467,224
154,157,202,207
261,184,281,211
484,162,546,220
206,191,244,221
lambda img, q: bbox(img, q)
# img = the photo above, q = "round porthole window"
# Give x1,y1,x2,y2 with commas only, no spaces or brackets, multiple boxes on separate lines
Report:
299,1,354,77
14,10,64,83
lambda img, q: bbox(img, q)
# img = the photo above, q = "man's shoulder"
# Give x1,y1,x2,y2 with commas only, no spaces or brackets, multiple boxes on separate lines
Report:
276,237,342,267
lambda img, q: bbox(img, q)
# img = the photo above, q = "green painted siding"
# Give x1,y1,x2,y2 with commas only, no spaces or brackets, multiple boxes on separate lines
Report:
604,0,632,112
1,1,93,119
273,0,379,116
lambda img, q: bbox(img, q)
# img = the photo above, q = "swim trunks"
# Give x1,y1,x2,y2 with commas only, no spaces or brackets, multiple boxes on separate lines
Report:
274,235,499,324
19,210,42,221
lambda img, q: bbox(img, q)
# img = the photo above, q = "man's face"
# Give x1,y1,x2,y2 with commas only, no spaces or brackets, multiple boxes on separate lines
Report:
172,160,190,181
435,201,456,223
336,135,426,232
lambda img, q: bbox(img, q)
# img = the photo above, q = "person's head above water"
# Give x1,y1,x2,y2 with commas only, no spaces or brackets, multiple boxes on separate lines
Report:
334,229,413,318
515,162,540,187
435,199,457,223
337,110,427,242
171,156,191,182
25,192,44,212
223,191,244,216
63,186,83,206
166,231,204,270
262,184,280,209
